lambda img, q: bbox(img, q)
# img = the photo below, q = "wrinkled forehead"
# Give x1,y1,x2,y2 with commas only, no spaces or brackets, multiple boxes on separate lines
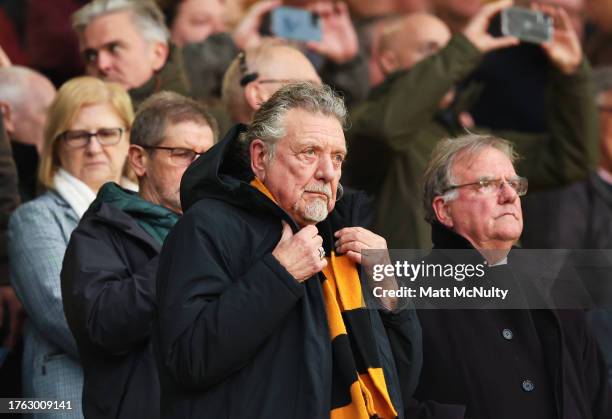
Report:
451,147,516,181
281,109,346,149
82,10,141,43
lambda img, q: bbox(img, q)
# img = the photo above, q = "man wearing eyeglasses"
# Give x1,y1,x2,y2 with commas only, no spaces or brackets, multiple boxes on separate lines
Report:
407,133,612,418
60,91,217,419
222,40,322,124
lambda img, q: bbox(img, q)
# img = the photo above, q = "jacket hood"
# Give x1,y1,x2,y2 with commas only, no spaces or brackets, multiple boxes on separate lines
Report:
180,124,269,213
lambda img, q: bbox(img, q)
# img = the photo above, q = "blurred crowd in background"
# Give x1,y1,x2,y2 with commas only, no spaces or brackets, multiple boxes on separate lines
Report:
1,0,612,417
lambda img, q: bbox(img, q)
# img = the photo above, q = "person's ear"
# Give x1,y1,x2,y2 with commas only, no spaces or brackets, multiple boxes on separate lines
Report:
0,101,15,134
432,196,454,228
250,139,269,181
379,50,399,75
128,145,148,178
244,82,265,113
150,41,169,72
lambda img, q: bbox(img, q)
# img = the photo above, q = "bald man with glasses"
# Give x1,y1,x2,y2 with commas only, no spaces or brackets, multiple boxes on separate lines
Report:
222,41,321,125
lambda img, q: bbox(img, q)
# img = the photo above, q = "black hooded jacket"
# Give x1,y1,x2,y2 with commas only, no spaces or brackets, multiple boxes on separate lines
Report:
154,125,423,419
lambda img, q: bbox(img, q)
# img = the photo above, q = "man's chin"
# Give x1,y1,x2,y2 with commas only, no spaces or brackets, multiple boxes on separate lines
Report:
303,201,329,223
496,228,522,244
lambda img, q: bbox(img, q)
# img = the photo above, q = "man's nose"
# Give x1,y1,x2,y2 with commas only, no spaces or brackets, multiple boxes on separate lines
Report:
316,154,335,183
96,50,113,74
498,180,518,204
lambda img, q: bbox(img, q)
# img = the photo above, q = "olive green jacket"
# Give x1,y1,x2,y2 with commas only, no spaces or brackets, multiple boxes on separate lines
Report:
344,34,599,250
129,44,190,109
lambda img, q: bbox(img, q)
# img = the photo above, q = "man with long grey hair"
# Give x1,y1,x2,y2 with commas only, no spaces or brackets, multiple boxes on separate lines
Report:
155,82,422,419
73,0,189,106
413,133,611,418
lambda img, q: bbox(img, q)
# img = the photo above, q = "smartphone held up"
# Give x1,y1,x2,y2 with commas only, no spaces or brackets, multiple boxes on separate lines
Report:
501,6,554,44
260,6,322,42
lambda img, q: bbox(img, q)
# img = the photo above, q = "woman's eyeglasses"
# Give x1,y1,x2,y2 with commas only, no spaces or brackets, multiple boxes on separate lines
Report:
60,127,124,148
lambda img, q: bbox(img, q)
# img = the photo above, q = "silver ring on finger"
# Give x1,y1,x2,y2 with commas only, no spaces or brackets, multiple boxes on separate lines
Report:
317,246,326,260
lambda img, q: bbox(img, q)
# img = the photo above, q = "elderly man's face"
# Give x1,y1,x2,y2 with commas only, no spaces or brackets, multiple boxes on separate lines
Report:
256,108,346,227
439,147,523,249
80,10,167,90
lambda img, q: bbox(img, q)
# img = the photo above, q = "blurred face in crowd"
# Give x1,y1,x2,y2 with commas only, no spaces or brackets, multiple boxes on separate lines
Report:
378,14,454,106
598,90,612,171
57,102,130,192
130,120,215,213
0,72,56,153
245,48,321,114
80,10,168,90
171,0,227,47
378,14,451,75
433,147,523,250
251,109,346,227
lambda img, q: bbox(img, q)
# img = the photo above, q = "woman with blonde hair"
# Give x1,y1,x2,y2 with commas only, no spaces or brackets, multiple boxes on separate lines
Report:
8,76,133,418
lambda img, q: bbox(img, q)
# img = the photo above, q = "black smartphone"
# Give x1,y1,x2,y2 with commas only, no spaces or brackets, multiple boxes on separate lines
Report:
501,6,553,44
260,6,322,42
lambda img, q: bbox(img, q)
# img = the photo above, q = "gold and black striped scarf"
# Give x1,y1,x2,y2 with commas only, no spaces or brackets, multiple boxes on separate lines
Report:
322,252,397,419
251,179,397,418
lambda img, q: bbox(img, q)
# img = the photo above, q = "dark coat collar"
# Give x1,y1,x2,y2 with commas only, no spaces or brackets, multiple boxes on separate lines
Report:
431,221,476,250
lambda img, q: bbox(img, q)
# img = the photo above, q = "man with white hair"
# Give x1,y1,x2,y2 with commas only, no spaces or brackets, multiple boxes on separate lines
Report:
73,0,189,107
